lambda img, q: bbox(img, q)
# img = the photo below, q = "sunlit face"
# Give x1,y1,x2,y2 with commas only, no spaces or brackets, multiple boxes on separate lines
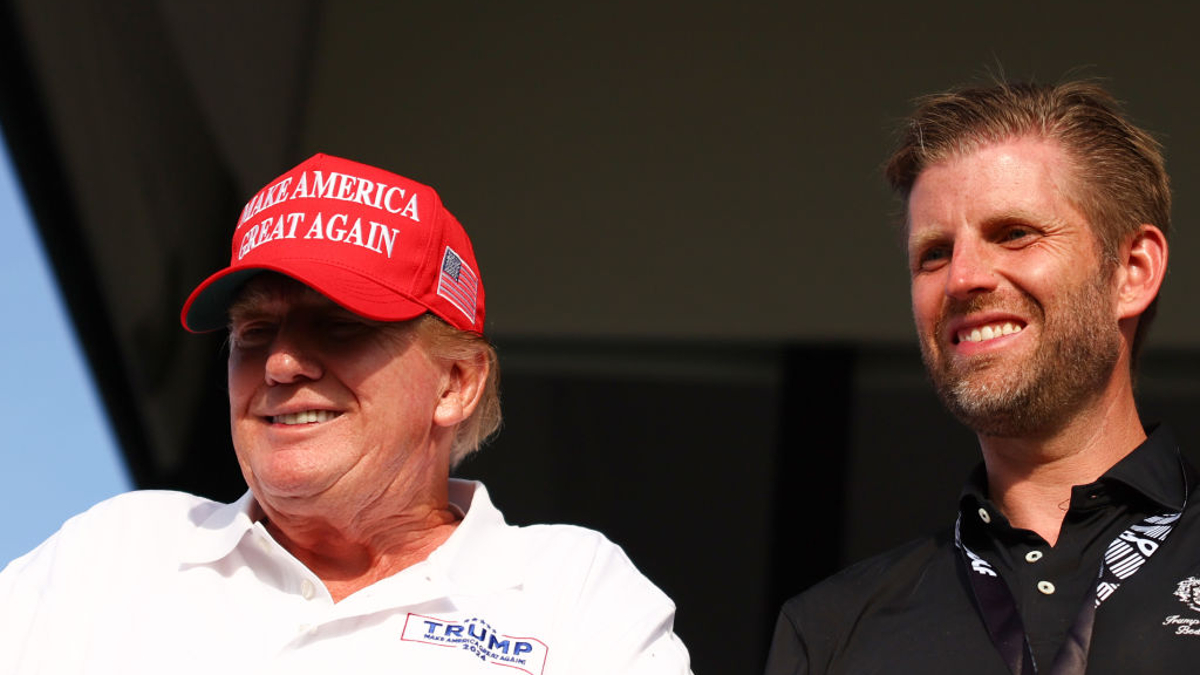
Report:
907,136,1121,437
227,276,451,509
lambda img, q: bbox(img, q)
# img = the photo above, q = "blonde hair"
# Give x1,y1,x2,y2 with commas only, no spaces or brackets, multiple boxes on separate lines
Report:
414,314,502,467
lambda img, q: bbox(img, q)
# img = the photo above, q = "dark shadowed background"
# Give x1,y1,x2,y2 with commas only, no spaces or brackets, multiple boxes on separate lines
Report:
4,2,1200,672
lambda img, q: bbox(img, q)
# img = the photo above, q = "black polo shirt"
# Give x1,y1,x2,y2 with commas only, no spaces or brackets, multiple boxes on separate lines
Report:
764,425,1200,674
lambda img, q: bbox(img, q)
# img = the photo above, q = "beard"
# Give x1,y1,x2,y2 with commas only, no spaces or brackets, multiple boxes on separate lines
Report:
919,273,1121,438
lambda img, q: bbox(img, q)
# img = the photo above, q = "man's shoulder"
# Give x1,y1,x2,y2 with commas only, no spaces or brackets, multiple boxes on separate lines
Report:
65,489,228,531
444,492,689,672
5,490,230,571
515,520,620,550
512,521,673,602
767,529,989,674
781,528,958,627
455,481,673,605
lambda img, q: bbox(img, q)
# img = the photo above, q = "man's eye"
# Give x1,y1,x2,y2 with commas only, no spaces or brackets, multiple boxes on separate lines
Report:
1000,226,1035,244
232,325,274,347
914,246,950,271
325,319,371,337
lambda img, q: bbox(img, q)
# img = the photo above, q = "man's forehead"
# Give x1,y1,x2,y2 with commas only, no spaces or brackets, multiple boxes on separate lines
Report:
906,138,1082,218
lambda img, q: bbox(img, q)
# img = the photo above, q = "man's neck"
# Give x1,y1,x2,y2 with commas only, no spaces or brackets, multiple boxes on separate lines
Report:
250,451,462,602
979,393,1146,546
263,504,461,602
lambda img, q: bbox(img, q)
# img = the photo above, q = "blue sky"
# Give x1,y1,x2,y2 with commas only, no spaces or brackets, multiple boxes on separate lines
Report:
0,139,132,567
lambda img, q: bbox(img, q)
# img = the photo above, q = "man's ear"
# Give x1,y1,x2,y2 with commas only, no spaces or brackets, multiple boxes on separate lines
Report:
1115,224,1168,320
433,352,488,428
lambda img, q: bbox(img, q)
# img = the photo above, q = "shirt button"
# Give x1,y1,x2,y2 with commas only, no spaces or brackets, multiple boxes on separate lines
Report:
301,579,316,600
1025,551,1044,563
1037,580,1056,595
977,508,992,524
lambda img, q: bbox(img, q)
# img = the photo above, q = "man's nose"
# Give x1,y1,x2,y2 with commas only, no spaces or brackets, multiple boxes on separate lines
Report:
944,239,998,300
264,328,323,385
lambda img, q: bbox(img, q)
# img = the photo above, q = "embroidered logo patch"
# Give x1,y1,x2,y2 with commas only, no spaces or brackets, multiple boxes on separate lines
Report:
436,246,479,322
1175,577,1200,612
1161,578,1200,636
401,613,548,674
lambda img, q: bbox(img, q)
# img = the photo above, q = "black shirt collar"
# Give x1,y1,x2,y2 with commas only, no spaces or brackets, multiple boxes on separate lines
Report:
959,423,1188,521
1104,423,1188,510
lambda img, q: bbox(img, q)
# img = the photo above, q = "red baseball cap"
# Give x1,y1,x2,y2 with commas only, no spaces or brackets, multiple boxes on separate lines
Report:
181,153,485,334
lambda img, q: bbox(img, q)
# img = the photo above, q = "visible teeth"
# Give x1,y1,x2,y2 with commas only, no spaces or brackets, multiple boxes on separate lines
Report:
958,322,1022,344
273,410,339,425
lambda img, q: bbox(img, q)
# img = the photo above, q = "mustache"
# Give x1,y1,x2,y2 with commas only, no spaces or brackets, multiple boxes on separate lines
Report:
934,293,1039,341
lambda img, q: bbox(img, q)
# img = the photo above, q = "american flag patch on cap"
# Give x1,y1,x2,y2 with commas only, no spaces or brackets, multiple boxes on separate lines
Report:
437,246,479,322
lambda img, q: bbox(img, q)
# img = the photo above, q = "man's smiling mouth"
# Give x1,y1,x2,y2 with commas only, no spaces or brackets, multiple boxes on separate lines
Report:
271,410,342,425
956,322,1024,344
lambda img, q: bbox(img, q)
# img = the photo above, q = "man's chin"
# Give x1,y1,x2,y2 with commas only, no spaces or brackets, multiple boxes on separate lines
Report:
935,374,1039,437
246,466,341,504
945,403,1034,438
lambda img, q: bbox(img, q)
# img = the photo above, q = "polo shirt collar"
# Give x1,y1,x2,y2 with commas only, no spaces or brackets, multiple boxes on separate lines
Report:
1102,424,1189,511
179,490,264,564
424,478,524,592
179,479,524,593
959,423,1189,525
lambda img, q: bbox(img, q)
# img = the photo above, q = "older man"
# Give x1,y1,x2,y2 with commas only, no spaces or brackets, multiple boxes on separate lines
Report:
0,154,691,674
765,81,1196,674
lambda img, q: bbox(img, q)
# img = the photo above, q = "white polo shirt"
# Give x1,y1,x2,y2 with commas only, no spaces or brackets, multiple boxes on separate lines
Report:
0,479,691,674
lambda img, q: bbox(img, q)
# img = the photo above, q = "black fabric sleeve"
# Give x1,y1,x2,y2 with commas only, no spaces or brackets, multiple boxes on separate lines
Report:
763,605,807,675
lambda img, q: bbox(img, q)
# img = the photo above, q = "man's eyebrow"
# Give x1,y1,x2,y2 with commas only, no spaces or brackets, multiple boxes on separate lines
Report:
978,208,1042,228
906,205,1065,250
227,303,270,322
907,229,948,254
227,302,285,329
